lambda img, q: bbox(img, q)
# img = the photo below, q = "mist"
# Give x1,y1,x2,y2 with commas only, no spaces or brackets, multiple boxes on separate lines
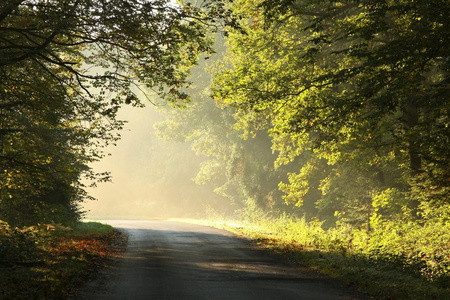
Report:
82,103,231,220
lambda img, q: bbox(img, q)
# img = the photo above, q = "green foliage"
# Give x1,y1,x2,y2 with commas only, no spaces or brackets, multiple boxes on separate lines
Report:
68,221,114,236
356,220,450,287
0,221,42,266
210,0,449,228
154,33,291,213
371,188,411,222
168,1,450,296
0,220,123,299
151,4,450,296
207,213,449,299
0,0,215,225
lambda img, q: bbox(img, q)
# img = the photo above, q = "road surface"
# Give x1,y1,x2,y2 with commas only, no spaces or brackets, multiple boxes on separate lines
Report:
75,220,367,300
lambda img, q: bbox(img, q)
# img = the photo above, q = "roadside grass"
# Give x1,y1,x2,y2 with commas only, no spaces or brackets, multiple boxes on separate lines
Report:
0,220,126,299
187,217,450,300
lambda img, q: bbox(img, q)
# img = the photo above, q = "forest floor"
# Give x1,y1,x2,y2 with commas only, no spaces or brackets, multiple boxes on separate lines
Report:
0,221,128,299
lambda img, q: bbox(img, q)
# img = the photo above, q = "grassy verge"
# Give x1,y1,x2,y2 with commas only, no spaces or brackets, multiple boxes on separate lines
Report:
0,220,127,299
186,217,449,300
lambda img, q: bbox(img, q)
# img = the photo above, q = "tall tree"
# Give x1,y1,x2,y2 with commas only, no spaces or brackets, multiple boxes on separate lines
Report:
0,0,213,225
212,0,449,226
155,36,291,214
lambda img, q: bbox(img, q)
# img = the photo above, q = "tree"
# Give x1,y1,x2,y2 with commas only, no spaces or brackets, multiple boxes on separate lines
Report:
154,35,292,215
212,0,449,226
0,0,213,225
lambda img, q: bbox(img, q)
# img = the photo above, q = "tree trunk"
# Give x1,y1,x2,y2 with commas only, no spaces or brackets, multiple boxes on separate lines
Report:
403,100,421,217
403,101,421,175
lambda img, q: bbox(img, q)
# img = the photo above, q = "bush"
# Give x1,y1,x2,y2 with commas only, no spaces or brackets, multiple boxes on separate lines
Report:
0,221,41,266
221,209,450,297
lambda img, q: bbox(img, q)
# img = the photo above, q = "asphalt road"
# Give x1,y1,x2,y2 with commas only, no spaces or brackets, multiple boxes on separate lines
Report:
75,220,366,300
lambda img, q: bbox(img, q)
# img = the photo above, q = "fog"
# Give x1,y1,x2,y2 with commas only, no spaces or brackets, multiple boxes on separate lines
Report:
82,103,230,220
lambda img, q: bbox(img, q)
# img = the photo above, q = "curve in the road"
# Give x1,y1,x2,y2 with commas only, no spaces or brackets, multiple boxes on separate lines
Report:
74,220,368,300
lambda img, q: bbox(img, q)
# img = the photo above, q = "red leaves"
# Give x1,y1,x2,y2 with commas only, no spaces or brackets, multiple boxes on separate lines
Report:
47,235,113,262
257,236,305,254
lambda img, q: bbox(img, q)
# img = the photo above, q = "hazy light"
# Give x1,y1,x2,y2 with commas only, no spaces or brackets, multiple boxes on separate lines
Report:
83,103,233,220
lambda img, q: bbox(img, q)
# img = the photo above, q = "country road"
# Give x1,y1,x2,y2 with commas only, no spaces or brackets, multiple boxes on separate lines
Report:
74,220,368,300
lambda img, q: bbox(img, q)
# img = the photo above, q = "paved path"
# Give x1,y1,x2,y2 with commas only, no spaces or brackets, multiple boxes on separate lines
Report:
75,220,367,300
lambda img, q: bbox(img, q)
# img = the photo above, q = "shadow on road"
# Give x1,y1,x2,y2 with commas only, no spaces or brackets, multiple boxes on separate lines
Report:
75,220,368,300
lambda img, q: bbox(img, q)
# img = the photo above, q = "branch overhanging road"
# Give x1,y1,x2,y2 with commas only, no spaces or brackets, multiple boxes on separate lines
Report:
75,220,369,300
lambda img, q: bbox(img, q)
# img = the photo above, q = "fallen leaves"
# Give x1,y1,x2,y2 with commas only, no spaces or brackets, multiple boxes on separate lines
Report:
0,222,127,299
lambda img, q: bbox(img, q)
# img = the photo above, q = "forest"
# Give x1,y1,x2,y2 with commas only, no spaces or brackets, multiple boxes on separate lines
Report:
153,1,449,296
1,0,449,298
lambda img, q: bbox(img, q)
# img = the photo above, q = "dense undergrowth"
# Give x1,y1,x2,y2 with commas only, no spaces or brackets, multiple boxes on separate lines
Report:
0,221,126,299
199,213,450,300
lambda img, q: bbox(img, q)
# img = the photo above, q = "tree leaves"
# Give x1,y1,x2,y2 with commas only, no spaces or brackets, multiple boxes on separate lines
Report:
0,0,213,225
211,0,449,225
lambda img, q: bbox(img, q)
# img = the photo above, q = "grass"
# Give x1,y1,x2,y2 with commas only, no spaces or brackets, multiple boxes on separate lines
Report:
0,220,127,299
189,217,450,300
69,221,115,236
